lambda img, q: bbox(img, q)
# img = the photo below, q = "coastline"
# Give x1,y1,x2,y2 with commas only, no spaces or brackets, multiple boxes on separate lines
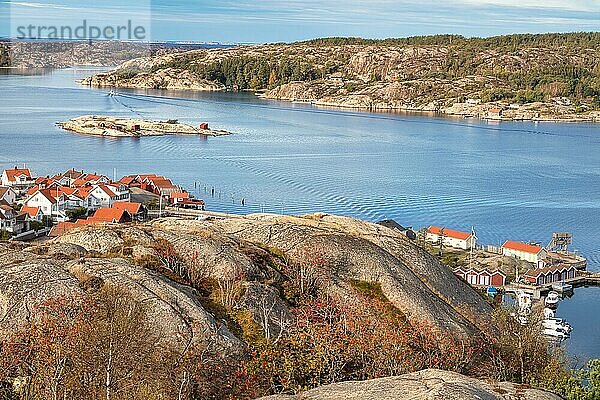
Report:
76,80,600,124
258,93,600,124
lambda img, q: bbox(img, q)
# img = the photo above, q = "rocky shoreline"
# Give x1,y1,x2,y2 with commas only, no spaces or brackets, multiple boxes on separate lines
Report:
260,81,600,123
57,115,232,138
81,73,600,123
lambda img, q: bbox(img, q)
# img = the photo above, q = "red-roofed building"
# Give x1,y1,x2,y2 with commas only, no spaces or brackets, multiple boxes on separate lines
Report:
454,268,506,287
2,166,34,188
56,168,85,186
426,226,476,250
89,207,132,224
82,173,109,185
524,265,577,286
89,184,130,207
112,202,147,221
49,219,95,237
0,204,27,234
24,188,62,220
487,107,503,118
502,240,548,264
169,191,190,204
174,198,205,210
118,176,139,187
147,178,179,196
21,206,43,221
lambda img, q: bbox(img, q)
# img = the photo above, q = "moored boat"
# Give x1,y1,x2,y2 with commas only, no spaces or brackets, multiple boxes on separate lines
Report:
545,291,560,309
552,281,573,294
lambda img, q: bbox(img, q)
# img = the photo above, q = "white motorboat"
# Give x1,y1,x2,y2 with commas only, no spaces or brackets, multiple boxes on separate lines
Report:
545,291,560,309
543,327,570,339
543,308,555,319
543,318,572,333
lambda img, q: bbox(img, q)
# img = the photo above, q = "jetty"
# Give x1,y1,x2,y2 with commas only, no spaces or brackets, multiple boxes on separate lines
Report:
503,271,600,299
56,115,232,138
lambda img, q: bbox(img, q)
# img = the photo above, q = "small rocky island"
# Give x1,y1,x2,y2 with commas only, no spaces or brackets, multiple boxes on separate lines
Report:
56,115,232,138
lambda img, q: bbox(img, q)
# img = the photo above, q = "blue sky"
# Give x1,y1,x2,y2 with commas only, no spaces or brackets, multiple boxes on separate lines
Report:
1,0,599,42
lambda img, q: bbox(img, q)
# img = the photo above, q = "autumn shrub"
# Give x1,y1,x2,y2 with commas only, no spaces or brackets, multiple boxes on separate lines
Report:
0,287,196,400
241,287,489,396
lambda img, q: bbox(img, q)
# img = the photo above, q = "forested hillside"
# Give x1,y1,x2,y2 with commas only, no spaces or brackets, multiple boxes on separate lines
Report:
82,32,600,121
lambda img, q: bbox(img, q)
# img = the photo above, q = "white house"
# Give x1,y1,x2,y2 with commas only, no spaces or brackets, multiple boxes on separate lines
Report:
54,168,85,187
502,241,548,264
0,204,27,234
89,184,130,208
426,226,476,250
0,186,17,204
1,167,34,189
21,206,43,222
24,189,66,221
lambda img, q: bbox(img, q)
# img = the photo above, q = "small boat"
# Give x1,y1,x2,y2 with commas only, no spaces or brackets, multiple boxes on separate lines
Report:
543,327,570,339
543,308,555,319
552,282,573,294
543,318,572,333
487,286,498,297
545,291,560,309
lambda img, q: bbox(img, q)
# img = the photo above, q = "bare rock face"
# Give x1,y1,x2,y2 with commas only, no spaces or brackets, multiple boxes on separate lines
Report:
258,369,561,400
0,259,82,336
64,257,242,351
0,242,243,355
81,67,226,91
2,213,493,354
55,226,125,253
208,214,492,337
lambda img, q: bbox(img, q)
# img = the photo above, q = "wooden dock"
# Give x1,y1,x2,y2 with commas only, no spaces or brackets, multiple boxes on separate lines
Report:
504,272,600,299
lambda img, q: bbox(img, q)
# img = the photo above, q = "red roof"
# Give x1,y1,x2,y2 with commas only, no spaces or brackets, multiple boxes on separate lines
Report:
97,184,116,197
119,176,137,185
62,168,84,179
4,167,32,182
89,207,131,223
112,201,142,214
49,222,77,236
84,174,104,181
0,186,13,198
150,179,177,189
34,188,58,204
51,186,77,197
170,191,190,199
21,206,40,218
502,241,543,255
178,198,205,206
76,186,95,198
427,226,471,241
71,178,88,187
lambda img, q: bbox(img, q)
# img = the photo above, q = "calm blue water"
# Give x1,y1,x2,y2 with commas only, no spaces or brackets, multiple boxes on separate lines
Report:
1,67,599,359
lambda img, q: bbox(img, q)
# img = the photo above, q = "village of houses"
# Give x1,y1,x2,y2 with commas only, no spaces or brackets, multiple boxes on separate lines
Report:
423,225,587,291
0,165,205,239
